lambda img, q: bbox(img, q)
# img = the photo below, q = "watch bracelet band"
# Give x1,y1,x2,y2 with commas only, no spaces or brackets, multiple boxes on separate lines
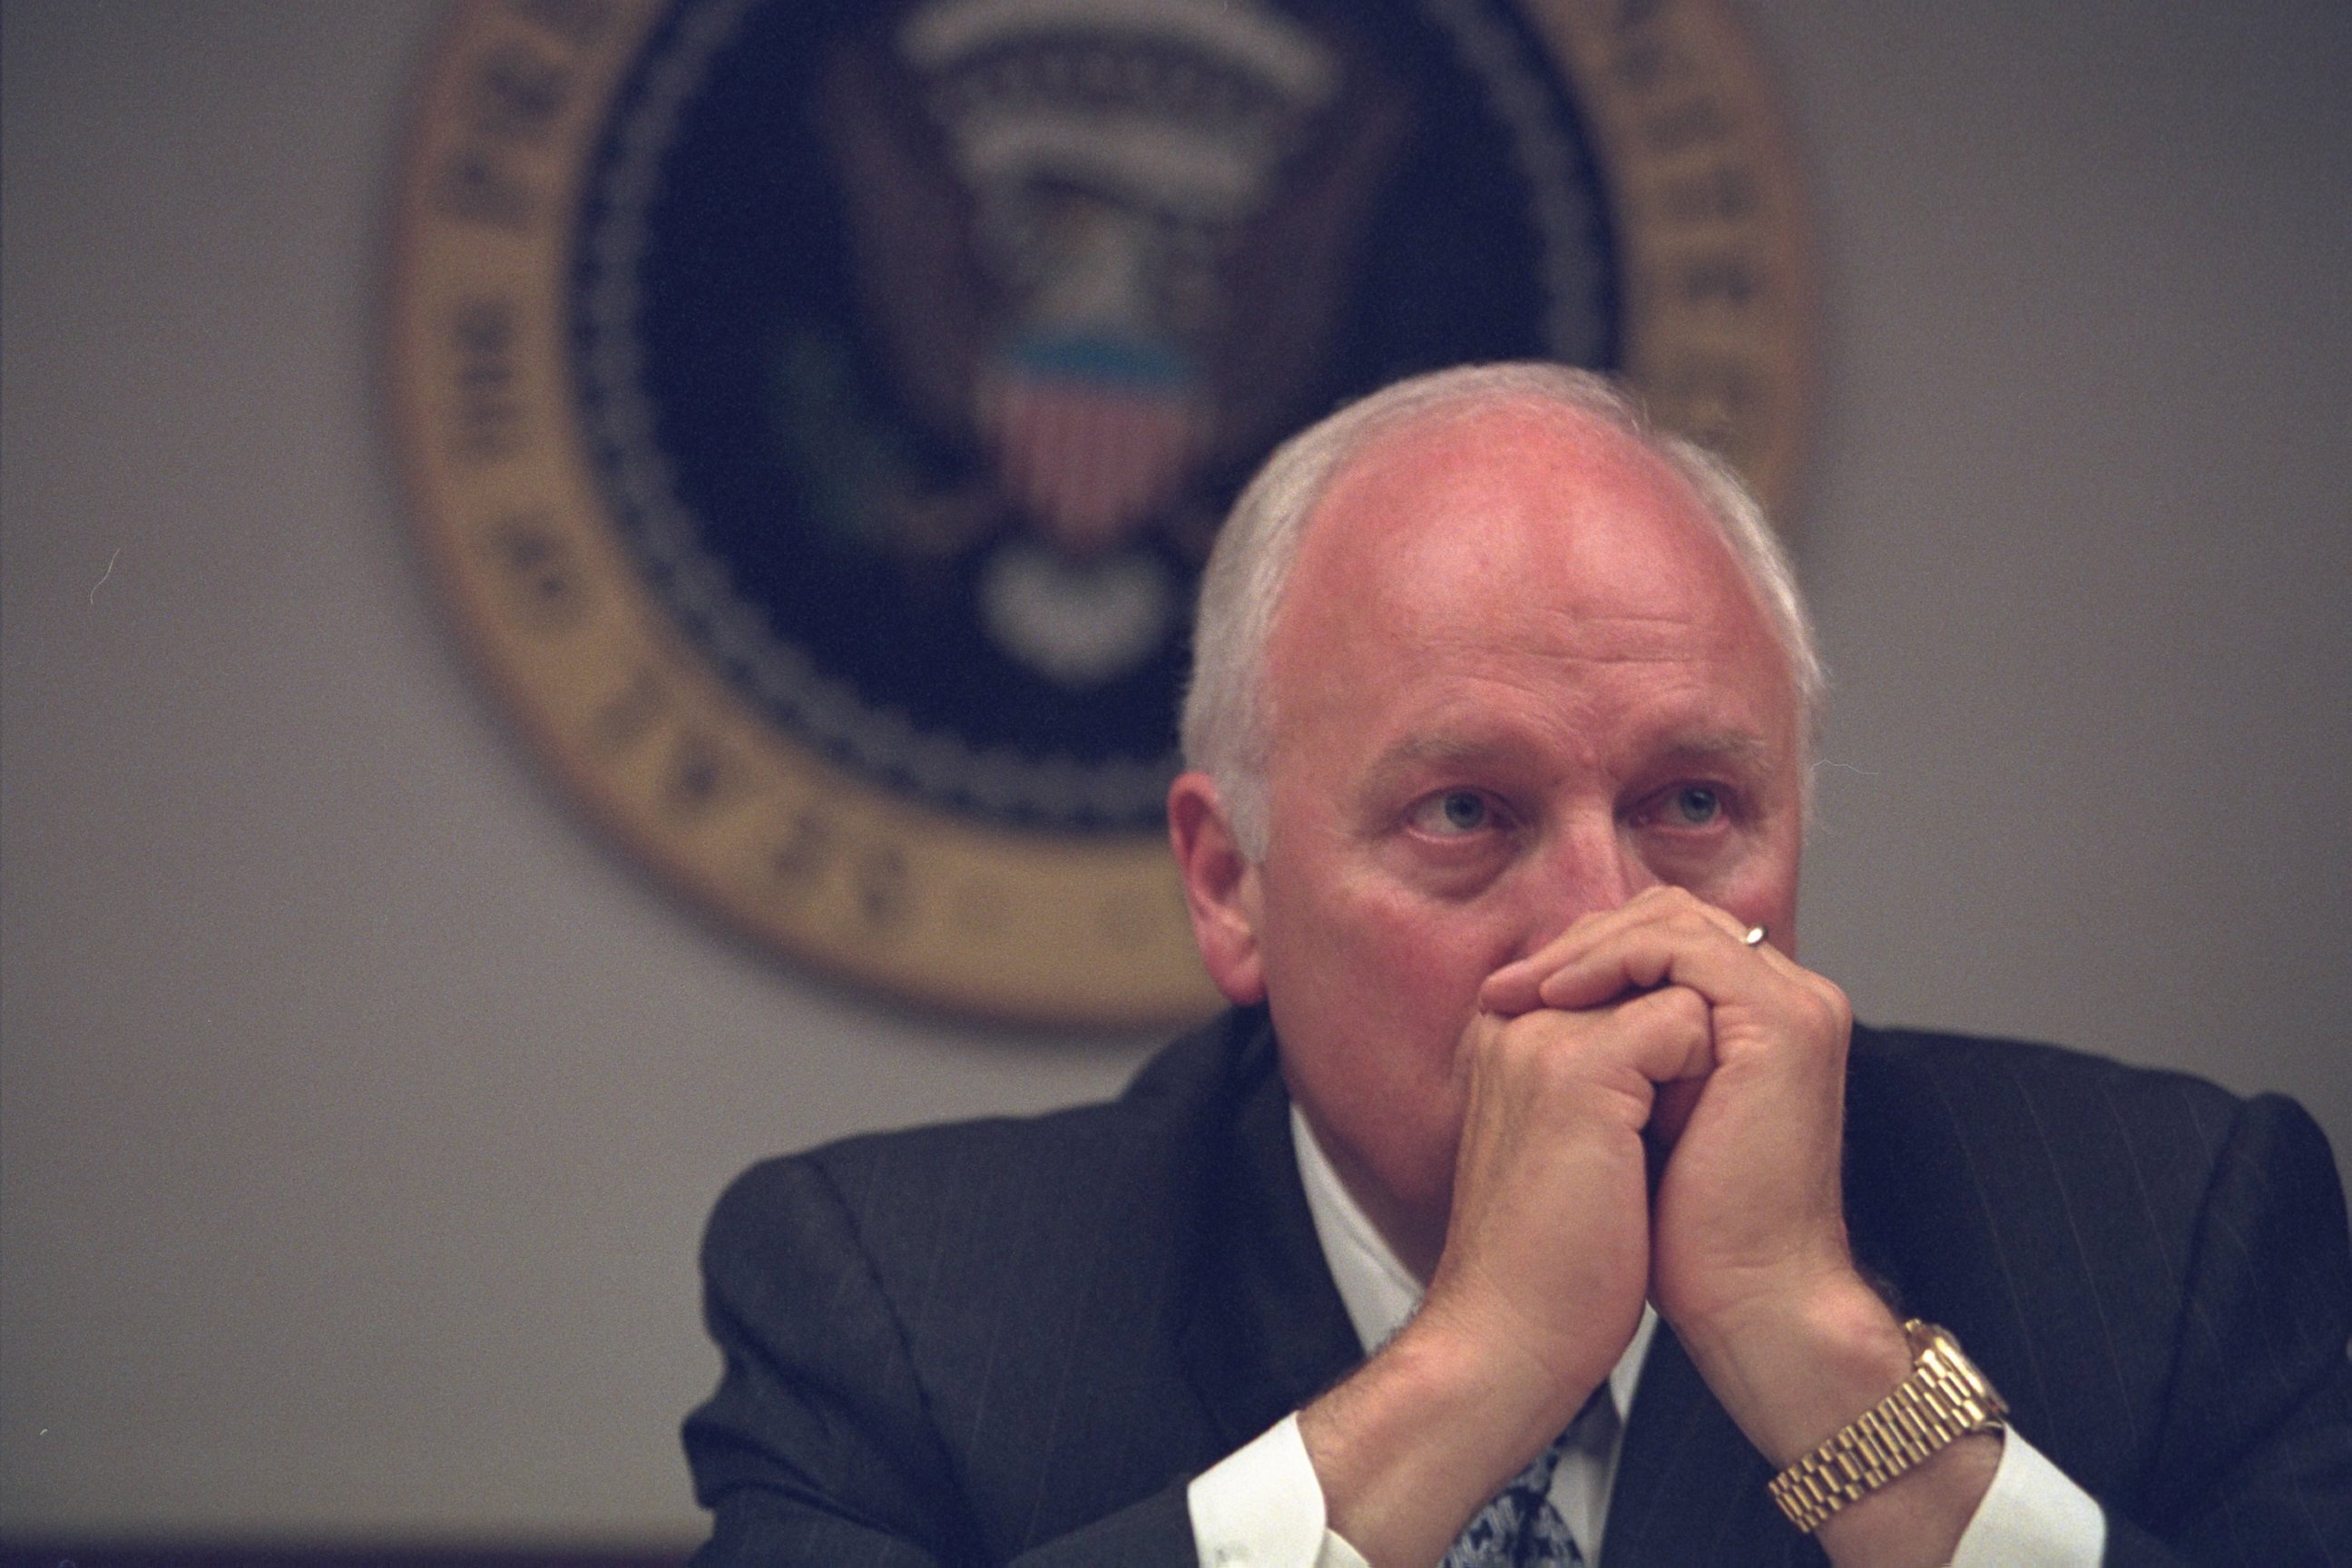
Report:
1765,1319,2009,1534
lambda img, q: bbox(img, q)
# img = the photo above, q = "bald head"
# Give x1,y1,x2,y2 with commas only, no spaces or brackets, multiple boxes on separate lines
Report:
1180,363,1820,858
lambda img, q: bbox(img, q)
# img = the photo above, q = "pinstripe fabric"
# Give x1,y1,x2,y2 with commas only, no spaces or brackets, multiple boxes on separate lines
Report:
686,1009,1357,1566
684,1013,2352,1567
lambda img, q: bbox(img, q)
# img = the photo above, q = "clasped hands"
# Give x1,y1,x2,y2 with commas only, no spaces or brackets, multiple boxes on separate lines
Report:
1303,888,1993,1567
1428,883,1866,1446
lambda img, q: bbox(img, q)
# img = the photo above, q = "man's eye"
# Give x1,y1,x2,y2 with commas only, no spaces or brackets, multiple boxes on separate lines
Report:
1412,789,1493,836
1669,785,1723,826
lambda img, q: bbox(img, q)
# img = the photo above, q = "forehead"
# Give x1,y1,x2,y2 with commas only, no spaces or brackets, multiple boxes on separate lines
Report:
1250,395,1797,808
1269,404,1778,691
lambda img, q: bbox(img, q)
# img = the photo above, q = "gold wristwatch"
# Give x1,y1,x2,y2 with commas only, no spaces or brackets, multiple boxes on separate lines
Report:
1767,1319,2008,1534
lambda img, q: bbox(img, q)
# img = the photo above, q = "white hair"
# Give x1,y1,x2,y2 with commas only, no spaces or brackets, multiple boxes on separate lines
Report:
1179,362,1824,859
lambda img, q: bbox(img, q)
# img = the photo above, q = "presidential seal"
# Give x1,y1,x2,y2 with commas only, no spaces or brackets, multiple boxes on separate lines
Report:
384,0,1812,1027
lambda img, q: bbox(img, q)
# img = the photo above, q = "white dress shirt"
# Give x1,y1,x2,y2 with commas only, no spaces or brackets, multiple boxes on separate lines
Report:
1185,1105,2103,1566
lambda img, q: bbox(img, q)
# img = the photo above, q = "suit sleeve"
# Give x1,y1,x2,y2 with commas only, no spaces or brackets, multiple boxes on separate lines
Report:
682,1154,1201,1568
2104,1093,2352,1566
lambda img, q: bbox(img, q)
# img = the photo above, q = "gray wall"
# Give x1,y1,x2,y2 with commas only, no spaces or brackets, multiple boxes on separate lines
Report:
3,0,2345,1546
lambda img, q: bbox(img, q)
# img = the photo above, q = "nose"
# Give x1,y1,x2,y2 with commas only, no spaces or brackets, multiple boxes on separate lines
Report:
1516,813,1656,945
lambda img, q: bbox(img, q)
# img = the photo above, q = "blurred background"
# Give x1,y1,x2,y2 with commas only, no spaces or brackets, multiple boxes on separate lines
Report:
4,0,2347,1553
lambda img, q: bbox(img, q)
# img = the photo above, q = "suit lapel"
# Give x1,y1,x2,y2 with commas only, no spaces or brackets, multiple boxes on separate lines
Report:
1174,1011,1364,1450
1602,1322,1821,1567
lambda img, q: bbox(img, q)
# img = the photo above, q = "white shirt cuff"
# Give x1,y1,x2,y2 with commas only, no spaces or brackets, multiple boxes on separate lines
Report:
1187,1414,1372,1568
1948,1429,2105,1567
1188,1413,2102,1567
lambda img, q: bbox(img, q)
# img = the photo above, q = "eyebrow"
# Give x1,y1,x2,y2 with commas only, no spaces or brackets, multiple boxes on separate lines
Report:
1361,732,1535,789
1651,730,1779,772
1358,726,1782,801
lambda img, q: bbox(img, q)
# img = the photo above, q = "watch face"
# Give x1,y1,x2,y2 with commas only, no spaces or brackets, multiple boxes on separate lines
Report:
387,0,1814,1025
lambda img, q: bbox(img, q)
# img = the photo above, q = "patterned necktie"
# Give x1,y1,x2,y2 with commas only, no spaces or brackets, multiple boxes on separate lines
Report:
1440,1426,1586,1567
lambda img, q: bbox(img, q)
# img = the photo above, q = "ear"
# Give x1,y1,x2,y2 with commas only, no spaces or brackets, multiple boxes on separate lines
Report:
1167,771,1267,1005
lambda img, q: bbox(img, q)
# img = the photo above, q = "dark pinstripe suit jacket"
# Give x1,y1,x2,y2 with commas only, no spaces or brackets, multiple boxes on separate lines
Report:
684,1007,2352,1565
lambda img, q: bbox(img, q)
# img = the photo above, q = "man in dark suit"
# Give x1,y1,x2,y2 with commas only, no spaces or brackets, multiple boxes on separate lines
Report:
685,365,2352,1564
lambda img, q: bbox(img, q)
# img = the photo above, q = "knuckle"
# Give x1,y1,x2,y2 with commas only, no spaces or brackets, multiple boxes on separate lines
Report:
1804,975,1854,1034
1648,885,1703,916
1631,982,1708,1035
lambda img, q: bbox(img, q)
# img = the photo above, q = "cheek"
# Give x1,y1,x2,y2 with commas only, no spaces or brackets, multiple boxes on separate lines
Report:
1274,989,1472,1230
1279,877,1491,1024
1267,888,1494,1132
1715,833,1802,935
